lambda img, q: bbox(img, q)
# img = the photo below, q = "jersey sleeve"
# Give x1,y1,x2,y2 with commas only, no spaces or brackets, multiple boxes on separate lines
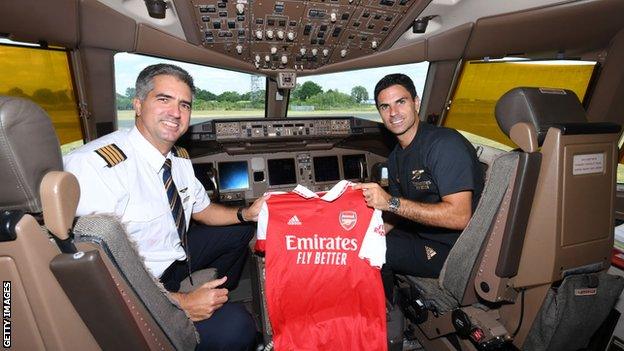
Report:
428,132,479,198
358,209,386,268
63,153,123,216
191,176,211,213
254,201,269,252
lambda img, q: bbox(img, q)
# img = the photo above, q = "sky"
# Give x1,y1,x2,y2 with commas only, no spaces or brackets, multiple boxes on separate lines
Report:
114,52,430,98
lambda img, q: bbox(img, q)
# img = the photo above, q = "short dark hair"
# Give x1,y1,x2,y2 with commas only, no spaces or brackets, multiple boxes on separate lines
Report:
374,73,418,108
135,63,196,101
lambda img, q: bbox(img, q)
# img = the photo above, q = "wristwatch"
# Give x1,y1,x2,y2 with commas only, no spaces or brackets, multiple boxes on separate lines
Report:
237,206,247,223
388,197,401,213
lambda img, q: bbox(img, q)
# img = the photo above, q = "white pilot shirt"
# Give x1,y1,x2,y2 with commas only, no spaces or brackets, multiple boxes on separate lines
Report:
63,127,211,278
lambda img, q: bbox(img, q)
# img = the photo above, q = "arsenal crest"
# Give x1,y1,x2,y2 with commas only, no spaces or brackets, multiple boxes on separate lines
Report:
339,211,357,231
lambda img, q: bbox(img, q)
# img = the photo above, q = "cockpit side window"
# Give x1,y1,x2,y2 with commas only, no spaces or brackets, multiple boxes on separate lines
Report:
443,59,597,153
0,40,83,154
114,53,266,129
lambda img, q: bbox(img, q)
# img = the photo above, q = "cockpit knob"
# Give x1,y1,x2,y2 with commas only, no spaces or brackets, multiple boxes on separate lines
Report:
330,13,337,22
287,31,295,41
311,48,318,56
340,49,347,57
281,55,288,64
277,30,285,40
266,29,274,39
236,44,243,54
255,30,263,40
270,46,278,54
255,54,261,62
264,55,271,62
235,3,245,15
300,47,307,55
322,48,329,57
371,40,378,49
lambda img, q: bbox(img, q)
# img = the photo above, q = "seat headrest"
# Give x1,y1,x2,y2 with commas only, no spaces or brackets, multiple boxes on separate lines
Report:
495,87,587,145
0,96,62,212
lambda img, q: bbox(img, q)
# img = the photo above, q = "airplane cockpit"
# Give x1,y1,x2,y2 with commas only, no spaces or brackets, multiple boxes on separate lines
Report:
2,0,624,350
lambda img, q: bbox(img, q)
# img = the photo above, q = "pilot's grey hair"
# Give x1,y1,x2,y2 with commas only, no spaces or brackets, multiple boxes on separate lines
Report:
374,73,418,108
134,63,196,101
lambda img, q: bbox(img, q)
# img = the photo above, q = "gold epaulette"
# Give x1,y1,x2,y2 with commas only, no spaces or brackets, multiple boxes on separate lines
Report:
173,146,190,159
94,143,127,167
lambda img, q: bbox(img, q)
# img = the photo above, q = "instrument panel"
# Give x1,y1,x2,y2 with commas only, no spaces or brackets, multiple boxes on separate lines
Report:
193,148,387,203
190,0,420,70
185,116,382,141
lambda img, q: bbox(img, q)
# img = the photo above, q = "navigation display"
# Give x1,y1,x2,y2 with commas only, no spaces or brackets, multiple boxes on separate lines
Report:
218,161,249,190
268,158,297,186
313,156,340,182
343,154,367,180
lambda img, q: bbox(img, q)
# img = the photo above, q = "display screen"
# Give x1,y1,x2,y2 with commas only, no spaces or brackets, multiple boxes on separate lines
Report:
313,156,340,182
218,161,249,190
343,154,367,180
268,158,297,186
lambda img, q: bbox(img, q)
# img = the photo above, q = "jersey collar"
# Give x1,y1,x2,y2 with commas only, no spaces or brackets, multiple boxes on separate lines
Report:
128,127,167,174
292,180,352,202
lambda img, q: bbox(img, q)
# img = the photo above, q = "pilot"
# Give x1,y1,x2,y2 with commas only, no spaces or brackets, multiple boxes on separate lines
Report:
354,73,484,298
64,63,264,350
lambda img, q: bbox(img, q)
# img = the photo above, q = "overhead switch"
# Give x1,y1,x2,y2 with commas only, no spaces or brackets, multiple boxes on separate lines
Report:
235,3,244,14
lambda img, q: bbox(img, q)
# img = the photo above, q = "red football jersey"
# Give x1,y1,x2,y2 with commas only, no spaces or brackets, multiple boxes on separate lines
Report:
256,180,387,351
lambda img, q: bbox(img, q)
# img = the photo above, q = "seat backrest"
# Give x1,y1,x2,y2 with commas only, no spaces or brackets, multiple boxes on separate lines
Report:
501,88,622,287
0,95,100,350
438,89,545,305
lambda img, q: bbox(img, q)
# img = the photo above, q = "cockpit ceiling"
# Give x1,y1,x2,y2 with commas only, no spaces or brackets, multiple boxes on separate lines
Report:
189,0,427,70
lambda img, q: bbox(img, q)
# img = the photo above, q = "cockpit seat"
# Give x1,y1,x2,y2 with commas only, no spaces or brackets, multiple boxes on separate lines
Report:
0,95,200,350
396,87,624,350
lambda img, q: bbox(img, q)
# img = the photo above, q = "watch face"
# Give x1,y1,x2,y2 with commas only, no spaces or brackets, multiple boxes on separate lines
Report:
389,197,400,212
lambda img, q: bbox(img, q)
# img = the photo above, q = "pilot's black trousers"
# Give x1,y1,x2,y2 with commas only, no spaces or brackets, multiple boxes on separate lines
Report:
160,223,257,351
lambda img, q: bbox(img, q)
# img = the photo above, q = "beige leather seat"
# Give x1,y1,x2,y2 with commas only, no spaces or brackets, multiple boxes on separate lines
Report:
397,87,624,351
0,96,197,350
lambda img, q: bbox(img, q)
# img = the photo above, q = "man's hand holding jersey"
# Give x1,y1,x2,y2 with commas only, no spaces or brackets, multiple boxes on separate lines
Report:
353,182,472,231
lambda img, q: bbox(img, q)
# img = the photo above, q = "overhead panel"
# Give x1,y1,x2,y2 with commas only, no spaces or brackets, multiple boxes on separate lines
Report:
190,0,417,71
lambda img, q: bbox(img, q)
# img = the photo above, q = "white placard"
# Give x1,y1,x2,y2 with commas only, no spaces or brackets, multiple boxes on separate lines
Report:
572,153,604,175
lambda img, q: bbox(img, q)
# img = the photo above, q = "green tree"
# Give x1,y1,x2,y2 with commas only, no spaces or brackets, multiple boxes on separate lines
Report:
116,93,133,110
295,81,323,100
217,91,241,102
125,87,136,98
350,86,369,103
7,87,28,98
32,88,57,105
196,88,217,101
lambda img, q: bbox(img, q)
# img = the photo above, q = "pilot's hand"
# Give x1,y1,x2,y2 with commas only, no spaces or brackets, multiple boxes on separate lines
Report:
353,183,392,211
172,276,229,321
243,195,268,222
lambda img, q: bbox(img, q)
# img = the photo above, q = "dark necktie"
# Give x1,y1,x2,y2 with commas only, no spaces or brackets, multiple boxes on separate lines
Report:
163,158,187,239
162,158,193,284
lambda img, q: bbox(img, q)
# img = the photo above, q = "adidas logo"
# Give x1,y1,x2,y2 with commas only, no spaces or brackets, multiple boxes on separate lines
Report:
288,215,302,225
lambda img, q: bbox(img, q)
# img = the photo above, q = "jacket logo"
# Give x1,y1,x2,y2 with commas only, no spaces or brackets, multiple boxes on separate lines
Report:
339,211,357,231
288,215,302,225
411,169,424,181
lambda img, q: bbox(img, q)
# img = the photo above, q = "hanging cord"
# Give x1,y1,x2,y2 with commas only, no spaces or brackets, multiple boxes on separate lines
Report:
512,289,526,337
